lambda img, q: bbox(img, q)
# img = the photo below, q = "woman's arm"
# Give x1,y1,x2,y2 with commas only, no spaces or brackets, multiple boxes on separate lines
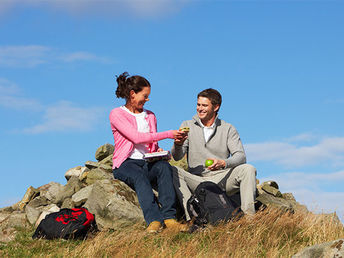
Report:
110,109,174,144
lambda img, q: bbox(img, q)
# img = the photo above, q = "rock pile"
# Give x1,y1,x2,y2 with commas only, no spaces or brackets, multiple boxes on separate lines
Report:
0,143,341,245
255,180,309,214
0,144,144,242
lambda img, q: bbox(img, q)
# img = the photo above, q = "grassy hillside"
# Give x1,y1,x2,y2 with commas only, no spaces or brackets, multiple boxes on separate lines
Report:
1,208,343,257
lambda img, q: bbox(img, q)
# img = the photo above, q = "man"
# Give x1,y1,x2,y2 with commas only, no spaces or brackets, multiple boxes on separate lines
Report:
171,88,256,221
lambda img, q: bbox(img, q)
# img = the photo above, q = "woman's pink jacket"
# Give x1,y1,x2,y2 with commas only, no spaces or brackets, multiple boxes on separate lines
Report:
109,107,174,169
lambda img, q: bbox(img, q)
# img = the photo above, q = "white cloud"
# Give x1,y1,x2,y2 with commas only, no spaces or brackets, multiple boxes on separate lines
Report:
0,0,189,18
285,133,317,143
1,78,105,133
22,101,105,134
59,51,110,63
0,45,111,68
245,134,344,168
0,45,51,68
0,78,43,110
261,170,344,192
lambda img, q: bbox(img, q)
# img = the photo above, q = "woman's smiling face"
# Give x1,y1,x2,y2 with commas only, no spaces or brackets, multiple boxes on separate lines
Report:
129,86,151,112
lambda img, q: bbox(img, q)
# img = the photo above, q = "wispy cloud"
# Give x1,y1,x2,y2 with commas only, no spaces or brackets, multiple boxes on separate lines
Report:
284,133,317,143
0,45,110,68
0,45,51,68
22,101,105,134
59,51,110,63
0,0,189,18
324,98,344,104
261,170,344,191
0,78,43,110
245,134,344,168
1,78,105,133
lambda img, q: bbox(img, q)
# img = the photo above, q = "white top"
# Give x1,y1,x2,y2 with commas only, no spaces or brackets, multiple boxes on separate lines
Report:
121,106,150,159
200,120,216,143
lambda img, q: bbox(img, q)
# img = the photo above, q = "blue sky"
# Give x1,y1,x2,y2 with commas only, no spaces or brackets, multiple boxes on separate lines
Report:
0,0,343,221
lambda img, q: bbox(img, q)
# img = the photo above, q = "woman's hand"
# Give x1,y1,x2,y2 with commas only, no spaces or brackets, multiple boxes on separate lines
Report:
173,130,188,145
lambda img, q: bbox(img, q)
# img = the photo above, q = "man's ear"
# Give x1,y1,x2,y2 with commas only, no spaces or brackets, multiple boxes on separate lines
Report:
214,105,220,112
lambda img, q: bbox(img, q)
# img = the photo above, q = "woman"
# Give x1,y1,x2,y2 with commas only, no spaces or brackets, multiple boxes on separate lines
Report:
110,72,187,233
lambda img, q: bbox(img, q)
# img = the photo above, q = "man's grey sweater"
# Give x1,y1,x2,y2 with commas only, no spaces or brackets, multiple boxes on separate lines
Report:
171,114,246,175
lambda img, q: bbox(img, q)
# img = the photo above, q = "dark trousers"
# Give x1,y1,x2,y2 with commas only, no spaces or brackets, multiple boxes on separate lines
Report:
113,159,176,225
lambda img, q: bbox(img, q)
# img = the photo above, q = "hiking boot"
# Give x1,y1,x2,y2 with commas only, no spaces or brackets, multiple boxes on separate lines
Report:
164,219,189,232
146,221,162,233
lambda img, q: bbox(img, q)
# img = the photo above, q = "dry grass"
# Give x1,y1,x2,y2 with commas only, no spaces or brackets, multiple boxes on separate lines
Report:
59,208,343,258
1,208,342,257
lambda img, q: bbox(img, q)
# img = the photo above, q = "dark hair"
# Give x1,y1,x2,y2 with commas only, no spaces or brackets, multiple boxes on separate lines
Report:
197,88,222,110
115,72,151,100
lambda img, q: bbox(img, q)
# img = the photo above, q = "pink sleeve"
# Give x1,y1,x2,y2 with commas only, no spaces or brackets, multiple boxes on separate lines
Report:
110,110,174,144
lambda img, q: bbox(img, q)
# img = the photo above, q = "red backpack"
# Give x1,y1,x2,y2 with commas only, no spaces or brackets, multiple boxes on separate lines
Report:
32,207,97,240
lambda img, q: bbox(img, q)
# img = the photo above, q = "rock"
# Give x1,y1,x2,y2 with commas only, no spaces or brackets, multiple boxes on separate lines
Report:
282,193,296,201
35,204,60,227
38,182,64,203
27,196,49,208
262,184,283,197
84,168,113,185
256,192,294,213
25,202,61,226
79,170,89,182
0,206,15,213
99,154,113,168
84,179,143,230
25,205,41,225
262,180,279,189
65,166,88,181
61,198,74,209
17,186,39,211
0,227,17,243
0,211,28,242
95,144,114,161
293,239,344,258
85,161,112,173
3,211,27,228
0,212,11,224
55,176,84,205
72,185,94,207
85,161,99,170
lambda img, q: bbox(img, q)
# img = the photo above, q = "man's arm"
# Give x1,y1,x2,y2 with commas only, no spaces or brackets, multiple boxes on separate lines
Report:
224,125,246,168
171,122,189,161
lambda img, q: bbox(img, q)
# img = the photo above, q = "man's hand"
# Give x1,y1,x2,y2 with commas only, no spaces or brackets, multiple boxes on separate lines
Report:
173,130,188,146
207,159,226,171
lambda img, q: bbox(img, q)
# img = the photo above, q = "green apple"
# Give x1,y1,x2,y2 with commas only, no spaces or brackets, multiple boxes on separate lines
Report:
205,159,214,167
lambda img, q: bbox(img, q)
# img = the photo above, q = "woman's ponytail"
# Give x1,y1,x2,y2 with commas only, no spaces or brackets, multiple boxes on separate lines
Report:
115,72,129,99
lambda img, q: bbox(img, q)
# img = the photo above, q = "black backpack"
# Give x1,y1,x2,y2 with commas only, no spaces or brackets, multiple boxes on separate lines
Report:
32,207,97,240
187,181,243,228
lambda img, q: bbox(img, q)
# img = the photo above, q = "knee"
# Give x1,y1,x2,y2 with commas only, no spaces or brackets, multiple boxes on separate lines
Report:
154,161,172,174
242,164,257,177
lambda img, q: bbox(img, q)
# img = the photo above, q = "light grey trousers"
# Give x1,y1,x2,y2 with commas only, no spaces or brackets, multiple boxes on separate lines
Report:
172,164,257,221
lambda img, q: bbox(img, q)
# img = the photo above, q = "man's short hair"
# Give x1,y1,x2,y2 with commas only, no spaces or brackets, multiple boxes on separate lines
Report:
197,88,222,109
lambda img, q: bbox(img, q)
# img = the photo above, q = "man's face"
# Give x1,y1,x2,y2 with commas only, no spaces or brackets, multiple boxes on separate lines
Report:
197,97,219,122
